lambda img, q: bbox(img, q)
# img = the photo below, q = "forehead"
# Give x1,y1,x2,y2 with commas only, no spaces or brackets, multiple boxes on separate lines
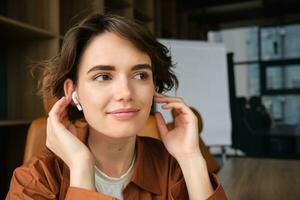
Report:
78,32,151,72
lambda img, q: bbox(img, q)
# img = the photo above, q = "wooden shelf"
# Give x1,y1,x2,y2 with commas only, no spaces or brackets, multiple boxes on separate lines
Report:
0,15,57,41
0,120,32,127
105,0,131,9
134,8,153,22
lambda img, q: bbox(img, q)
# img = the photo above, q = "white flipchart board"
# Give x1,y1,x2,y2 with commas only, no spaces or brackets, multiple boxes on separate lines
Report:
157,39,232,146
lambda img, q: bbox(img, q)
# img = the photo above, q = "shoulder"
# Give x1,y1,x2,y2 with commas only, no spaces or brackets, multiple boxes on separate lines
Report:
23,147,63,172
11,148,63,191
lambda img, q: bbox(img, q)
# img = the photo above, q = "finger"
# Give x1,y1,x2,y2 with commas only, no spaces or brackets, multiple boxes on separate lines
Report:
49,96,71,121
48,98,71,134
171,107,181,119
68,123,78,135
154,112,168,140
161,102,192,116
49,97,66,117
154,96,183,104
61,110,68,120
154,92,167,97
154,91,184,101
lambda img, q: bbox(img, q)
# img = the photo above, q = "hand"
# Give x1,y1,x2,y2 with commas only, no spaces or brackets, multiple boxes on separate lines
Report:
154,93,214,199
46,94,95,190
154,92,202,160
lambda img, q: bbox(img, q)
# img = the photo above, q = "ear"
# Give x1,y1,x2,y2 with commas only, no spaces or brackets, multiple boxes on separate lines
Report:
63,79,76,100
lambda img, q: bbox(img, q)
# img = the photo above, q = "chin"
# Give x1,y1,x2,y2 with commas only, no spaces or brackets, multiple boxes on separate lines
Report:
99,123,144,138
105,114,149,138
101,129,139,139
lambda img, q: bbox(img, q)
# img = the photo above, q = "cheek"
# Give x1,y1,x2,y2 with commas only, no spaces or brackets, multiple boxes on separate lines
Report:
138,86,154,112
79,92,110,130
79,84,110,111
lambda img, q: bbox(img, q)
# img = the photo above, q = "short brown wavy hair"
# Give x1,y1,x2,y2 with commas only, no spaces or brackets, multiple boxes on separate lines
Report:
36,14,178,121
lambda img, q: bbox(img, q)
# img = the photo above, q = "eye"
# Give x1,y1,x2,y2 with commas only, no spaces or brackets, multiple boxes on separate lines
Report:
134,72,149,80
94,73,112,82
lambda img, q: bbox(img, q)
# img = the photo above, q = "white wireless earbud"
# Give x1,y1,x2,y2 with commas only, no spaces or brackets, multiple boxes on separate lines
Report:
72,91,82,111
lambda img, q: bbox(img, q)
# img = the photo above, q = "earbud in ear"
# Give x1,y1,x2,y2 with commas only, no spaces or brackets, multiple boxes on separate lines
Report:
72,91,82,111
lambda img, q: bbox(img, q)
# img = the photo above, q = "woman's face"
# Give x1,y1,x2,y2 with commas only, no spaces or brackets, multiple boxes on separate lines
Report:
76,32,155,138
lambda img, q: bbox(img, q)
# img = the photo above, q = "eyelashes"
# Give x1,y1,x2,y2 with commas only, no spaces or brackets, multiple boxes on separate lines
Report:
93,71,150,82
94,73,111,82
134,71,149,80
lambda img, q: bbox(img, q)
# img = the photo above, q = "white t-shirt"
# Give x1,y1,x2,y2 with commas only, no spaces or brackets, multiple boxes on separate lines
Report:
94,153,136,200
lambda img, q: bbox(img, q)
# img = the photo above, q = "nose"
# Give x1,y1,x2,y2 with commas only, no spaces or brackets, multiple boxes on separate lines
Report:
114,76,133,102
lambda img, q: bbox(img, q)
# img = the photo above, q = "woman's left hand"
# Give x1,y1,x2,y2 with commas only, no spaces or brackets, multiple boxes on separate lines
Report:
154,92,202,160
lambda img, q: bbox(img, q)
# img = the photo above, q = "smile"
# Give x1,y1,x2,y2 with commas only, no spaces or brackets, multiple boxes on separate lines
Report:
107,108,140,120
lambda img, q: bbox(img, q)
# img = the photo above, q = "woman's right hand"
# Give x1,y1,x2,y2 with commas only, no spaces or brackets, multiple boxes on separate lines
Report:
46,95,95,190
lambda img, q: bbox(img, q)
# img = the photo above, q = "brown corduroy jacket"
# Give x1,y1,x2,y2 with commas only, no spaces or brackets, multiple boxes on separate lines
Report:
6,136,227,200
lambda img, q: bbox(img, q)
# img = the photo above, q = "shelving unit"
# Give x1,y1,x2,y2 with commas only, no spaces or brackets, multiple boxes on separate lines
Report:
1,0,59,122
0,16,56,41
133,0,154,33
60,0,104,36
105,0,131,9
0,1,59,198
104,0,134,20
0,120,31,126
160,0,178,38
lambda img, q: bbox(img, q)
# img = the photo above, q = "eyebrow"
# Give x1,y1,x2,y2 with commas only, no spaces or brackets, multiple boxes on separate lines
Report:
87,64,152,74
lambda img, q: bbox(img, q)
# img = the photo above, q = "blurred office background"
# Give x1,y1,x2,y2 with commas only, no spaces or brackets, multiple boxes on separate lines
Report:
1,0,300,198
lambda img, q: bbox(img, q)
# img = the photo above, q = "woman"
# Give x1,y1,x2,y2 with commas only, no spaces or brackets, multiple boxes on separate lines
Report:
6,14,226,200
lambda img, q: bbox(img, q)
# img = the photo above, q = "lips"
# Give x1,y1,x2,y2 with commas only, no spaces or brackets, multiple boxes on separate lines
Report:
107,108,140,120
107,108,140,114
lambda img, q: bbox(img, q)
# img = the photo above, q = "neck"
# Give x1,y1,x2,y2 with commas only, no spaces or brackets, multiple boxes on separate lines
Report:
88,127,136,178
